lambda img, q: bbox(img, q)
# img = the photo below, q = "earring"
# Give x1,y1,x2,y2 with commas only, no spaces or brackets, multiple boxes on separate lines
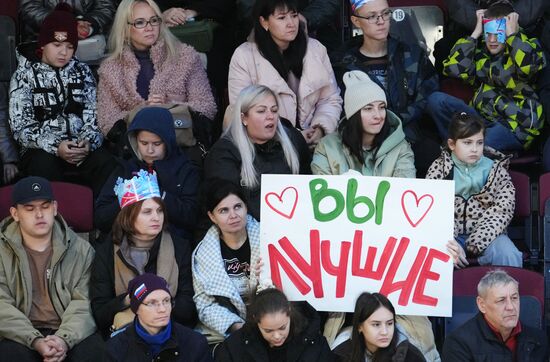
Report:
264,26,269,32
243,122,248,127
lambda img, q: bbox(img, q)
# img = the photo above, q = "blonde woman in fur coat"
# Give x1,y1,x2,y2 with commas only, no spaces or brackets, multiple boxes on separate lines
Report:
97,0,217,136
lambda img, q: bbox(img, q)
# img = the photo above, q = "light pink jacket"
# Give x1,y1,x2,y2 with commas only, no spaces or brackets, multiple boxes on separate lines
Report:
97,40,217,135
228,38,342,133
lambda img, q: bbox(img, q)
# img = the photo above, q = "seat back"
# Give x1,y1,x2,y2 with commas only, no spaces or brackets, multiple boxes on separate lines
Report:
349,1,445,63
539,172,550,217
540,173,550,301
0,182,93,232
453,266,544,316
446,295,542,335
509,171,530,218
507,171,535,260
387,1,446,63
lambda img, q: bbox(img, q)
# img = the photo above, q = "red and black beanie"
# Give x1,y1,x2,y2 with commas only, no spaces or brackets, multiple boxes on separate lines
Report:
38,3,78,51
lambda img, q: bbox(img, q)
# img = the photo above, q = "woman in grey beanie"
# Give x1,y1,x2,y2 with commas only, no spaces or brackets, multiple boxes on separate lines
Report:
311,70,415,178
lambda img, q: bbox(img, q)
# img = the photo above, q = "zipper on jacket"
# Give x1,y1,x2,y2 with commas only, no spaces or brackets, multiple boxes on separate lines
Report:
48,246,69,317
55,68,72,139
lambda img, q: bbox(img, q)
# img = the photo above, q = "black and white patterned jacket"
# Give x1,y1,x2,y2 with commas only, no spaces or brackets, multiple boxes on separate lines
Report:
9,43,103,156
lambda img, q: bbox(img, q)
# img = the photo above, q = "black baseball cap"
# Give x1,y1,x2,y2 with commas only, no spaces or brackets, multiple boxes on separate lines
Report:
12,176,55,205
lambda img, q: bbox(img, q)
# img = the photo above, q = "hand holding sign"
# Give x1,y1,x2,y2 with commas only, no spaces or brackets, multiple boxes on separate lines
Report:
261,174,454,316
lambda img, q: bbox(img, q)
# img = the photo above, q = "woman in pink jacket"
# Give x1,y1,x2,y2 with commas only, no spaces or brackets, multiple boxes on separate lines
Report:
97,0,217,137
228,0,342,148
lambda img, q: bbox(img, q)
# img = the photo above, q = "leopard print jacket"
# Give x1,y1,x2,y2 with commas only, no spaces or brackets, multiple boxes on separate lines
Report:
426,149,515,255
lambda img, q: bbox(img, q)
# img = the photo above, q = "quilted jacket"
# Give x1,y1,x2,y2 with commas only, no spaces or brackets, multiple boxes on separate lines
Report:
443,32,546,148
192,215,260,337
9,42,103,156
426,148,515,255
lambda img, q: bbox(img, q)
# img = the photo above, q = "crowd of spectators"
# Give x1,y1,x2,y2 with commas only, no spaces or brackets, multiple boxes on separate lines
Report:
1,0,550,360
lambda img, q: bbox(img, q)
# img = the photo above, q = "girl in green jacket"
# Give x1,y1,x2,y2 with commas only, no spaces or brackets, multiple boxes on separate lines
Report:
312,70,415,178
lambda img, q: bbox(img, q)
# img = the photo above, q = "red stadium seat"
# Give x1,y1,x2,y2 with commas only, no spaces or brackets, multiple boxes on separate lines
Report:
0,181,94,233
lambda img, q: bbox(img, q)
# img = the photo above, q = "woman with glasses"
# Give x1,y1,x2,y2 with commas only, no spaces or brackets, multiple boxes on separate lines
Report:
228,0,342,148
330,0,439,177
106,273,212,361
91,171,197,338
97,0,216,139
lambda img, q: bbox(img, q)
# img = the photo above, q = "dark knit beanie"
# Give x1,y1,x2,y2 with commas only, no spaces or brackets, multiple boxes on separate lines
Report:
38,3,78,51
128,273,172,313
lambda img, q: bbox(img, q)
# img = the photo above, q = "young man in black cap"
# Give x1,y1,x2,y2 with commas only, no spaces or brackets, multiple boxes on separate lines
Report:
9,4,116,197
0,176,103,360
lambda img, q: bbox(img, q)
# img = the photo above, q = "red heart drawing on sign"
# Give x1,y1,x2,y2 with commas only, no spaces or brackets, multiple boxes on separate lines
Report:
265,186,298,219
401,190,434,227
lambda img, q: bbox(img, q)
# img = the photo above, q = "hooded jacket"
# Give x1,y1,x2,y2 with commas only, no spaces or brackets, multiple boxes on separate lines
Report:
94,115,199,238
311,110,416,178
426,148,515,255
331,36,439,142
0,215,96,349
443,32,546,148
97,40,217,136
214,302,335,362
9,42,103,156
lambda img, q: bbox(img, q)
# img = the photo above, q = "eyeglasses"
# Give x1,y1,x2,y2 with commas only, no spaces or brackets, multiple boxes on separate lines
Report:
128,16,162,29
141,298,174,309
353,9,393,24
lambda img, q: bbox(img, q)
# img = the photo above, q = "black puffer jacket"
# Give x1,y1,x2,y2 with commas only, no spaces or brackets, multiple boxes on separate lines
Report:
107,320,212,362
204,123,311,220
443,313,548,362
20,0,115,39
214,303,335,362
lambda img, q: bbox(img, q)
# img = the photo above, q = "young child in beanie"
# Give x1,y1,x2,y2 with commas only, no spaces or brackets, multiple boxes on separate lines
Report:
106,273,212,361
9,4,116,196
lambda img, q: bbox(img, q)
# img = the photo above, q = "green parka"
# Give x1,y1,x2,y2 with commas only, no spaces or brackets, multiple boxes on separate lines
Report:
0,215,96,348
311,110,416,178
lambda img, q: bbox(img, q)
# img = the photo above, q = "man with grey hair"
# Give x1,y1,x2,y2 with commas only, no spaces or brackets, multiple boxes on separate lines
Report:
443,269,547,361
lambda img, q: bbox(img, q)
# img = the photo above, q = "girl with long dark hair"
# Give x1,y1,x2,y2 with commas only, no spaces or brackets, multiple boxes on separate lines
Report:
215,288,335,361
312,70,415,178
334,293,425,362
